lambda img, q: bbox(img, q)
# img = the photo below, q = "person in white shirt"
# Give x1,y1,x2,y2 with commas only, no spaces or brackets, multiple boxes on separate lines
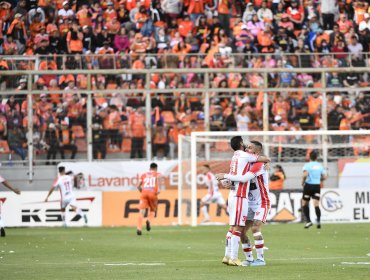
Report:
257,1,273,23
45,166,87,227
199,164,227,223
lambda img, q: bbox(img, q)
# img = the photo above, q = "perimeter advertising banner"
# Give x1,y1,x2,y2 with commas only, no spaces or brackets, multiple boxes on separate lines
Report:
1,188,368,227
0,191,102,227
101,188,370,227
338,158,370,189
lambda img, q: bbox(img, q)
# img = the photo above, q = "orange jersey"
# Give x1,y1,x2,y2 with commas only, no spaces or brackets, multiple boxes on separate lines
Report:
140,171,160,194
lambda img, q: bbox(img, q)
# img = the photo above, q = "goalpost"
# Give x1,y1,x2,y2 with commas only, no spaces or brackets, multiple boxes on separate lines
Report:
178,130,370,226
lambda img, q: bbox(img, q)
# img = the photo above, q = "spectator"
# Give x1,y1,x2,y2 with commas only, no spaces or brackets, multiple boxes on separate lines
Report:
44,123,60,165
210,105,224,131
7,126,26,160
92,123,106,159
269,165,286,190
236,104,250,131
129,107,145,158
152,123,169,159
296,106,315,130
320,0,338,30
59,121,77,159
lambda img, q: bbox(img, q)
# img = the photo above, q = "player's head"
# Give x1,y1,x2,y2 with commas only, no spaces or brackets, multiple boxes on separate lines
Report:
150,162,158,170
58,166,66,174
230,136,245,151
202,164,210,174
309,150,318,161
248,140,263,154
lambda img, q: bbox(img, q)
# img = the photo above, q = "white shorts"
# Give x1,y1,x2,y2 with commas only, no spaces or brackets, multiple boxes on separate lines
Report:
61,196,77,209
201,192,225,205
247,204,270,223
228,196,249,226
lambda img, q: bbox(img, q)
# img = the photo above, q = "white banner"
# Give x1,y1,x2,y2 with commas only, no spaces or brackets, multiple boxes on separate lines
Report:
59,161,178,191
267,188,370,223
0,191,102,227
338,159,370,189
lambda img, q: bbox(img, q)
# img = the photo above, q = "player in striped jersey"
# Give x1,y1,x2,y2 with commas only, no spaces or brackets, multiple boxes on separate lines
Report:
0,175,21,237
199,164,227,223
216,137,270,266
136,162,162,236
45,166,88,227
221,141,270,266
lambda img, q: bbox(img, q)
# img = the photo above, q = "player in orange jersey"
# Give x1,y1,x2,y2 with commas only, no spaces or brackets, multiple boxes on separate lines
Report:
136,162,162,235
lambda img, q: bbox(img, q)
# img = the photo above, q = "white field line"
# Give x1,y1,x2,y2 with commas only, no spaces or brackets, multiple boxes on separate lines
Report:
341,262,370,265
0,256,369,266
104,263,165,266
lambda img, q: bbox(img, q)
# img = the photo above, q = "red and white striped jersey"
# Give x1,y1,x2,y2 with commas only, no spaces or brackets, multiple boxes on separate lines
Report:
249,163,270,208
53,175,75,200
229,150,258,198
205,172,219,195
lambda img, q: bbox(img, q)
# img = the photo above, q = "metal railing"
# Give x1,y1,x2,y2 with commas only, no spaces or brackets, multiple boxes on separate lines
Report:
0,66,369,181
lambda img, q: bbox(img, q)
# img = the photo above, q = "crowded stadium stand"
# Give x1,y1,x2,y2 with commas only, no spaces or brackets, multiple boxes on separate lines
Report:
0,0,369,166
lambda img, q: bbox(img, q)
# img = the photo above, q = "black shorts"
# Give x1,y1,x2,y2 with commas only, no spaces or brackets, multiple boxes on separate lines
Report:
302,183,321,201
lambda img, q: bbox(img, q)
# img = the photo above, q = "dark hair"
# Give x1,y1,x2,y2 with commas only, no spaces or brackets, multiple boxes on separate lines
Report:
150,163,158,169
309,150,318,161
230,136,243,151
250,140,263,151
274,165,286,179
203,164,210,170
58,166,65,173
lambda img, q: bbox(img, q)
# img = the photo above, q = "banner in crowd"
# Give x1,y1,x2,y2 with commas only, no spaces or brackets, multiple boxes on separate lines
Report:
338,158,370,189
102,188,370,227
0,191,102,227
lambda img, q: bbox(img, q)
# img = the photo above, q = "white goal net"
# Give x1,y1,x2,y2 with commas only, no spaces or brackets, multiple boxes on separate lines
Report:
178,130,370,226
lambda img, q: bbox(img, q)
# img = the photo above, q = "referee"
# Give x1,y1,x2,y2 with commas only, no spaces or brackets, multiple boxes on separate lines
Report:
301,151,327,229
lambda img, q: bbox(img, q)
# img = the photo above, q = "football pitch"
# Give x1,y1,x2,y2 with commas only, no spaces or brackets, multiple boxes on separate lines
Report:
1,223,369,280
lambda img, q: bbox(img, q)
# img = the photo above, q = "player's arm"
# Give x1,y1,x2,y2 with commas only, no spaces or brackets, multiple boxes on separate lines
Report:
137,180,143,193
240,151,271,163
223,162,265,183
302,170,308,187
256,155,271,163
45,186,55,202
1,180,21,195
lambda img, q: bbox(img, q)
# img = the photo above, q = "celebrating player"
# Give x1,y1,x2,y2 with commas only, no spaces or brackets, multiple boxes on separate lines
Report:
301,150,327,229
199,164,227,223
45,166,88,227
0,175,21,237
136,162,162,236
219,141,271,266
216,136,270,266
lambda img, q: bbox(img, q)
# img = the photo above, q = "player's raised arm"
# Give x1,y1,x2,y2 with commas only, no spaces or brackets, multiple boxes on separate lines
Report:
1,180,21,195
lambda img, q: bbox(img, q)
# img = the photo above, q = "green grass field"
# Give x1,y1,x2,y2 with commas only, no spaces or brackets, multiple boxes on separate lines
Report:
1,223,369,280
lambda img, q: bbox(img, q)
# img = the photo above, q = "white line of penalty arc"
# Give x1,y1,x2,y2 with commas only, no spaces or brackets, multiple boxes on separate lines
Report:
0,256,369,266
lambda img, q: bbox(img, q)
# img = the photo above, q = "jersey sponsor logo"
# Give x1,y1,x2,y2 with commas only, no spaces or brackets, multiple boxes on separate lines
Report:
321,191,343,212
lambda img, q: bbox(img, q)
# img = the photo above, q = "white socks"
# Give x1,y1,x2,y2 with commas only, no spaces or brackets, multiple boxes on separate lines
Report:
225,230,233,258
255,239,265,261
0,217,4,228
242,242,254,261
230,231,241,260
201,206,209,221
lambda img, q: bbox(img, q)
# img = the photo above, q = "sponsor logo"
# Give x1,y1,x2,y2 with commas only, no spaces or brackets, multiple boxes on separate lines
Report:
21,197,95,223
321,191,343,212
